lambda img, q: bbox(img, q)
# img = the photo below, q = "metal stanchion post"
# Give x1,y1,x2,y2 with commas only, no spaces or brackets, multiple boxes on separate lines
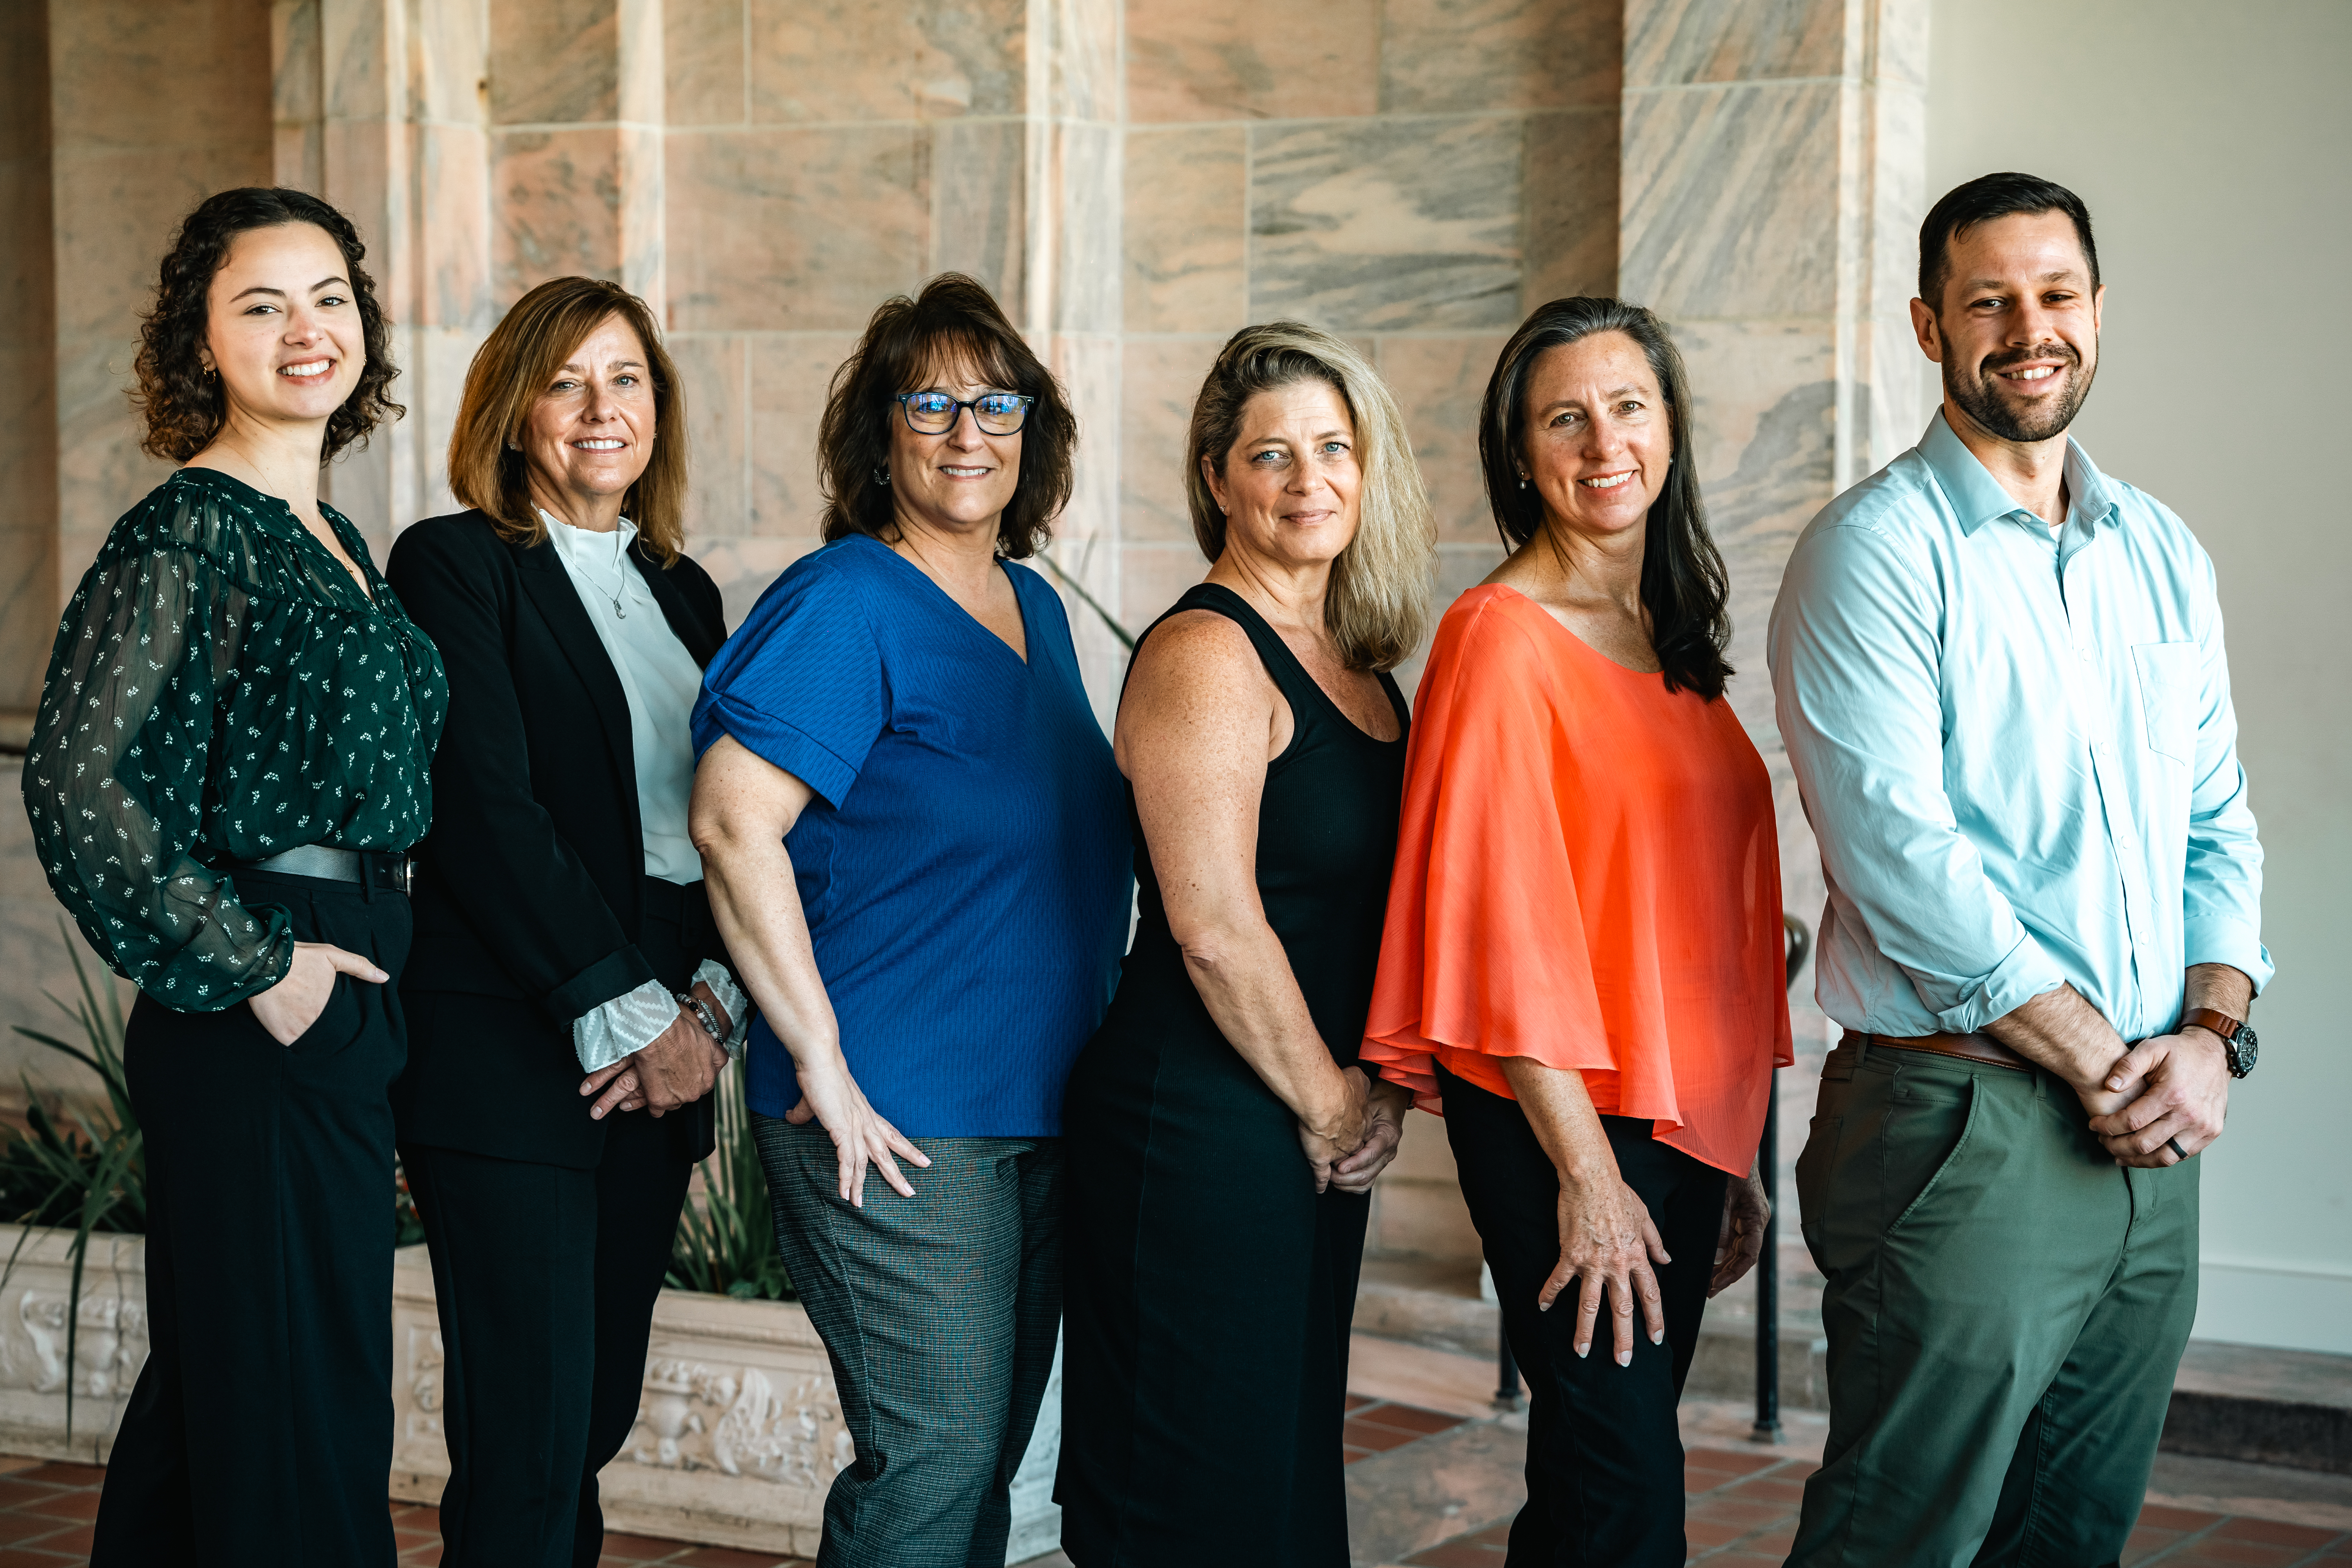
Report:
1495,1314,1523,1412
1752,914,1810,1445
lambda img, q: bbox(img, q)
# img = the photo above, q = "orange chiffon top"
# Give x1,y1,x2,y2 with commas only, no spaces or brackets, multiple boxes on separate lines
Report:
1361,586,1792,1176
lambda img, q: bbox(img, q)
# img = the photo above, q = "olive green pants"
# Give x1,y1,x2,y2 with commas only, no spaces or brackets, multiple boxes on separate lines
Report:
1788,1038,2198,1568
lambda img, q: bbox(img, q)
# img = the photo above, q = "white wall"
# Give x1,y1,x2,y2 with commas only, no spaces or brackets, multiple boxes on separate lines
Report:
1929,0,2352,1354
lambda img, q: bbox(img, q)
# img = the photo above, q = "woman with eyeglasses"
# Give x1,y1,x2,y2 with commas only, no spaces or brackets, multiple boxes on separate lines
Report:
688,273,1129,1568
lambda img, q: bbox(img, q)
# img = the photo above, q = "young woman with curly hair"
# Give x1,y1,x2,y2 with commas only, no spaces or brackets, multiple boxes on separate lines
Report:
21,186,446,1568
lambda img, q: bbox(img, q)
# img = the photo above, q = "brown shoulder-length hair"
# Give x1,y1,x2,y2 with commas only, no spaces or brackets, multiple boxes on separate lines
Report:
818,273,1074,559
134,187,404,463
446,276,688,565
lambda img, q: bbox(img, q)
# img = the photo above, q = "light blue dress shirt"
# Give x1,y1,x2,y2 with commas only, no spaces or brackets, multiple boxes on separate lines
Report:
1767,410,2269,1043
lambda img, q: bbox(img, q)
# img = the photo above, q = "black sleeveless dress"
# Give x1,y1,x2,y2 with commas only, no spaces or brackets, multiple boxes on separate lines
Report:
1056,584,1410,1567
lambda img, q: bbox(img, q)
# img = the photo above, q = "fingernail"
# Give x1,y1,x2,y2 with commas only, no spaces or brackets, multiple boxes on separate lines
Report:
1575,1343,1588,1358
1618,1349,1632,1366
1652,1329,1664,1344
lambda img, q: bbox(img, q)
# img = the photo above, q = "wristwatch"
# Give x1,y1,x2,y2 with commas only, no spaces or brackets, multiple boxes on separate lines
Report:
2180,1008,2258,1078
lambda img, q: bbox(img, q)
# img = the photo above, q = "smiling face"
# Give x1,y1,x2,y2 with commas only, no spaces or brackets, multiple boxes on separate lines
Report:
1916,208,2103,445
887,355,1024,540
1519,331,1670,546
1202,379,1362,572
518,312,657,514
200,222,365,430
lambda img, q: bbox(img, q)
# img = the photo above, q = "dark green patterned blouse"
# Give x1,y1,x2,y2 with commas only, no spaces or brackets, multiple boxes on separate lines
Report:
21,466,448,1011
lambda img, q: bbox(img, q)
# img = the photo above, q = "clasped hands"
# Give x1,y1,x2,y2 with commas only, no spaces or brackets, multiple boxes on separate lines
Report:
2073,1025,2231,1167
578,980,734,1120
1295,1066,1413,1196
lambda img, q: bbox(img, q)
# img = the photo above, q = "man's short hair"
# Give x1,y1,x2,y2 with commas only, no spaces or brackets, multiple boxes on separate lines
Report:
1918,172,2100,310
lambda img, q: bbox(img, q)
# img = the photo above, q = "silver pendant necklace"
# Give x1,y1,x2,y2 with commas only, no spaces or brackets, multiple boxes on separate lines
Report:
608,531,628,618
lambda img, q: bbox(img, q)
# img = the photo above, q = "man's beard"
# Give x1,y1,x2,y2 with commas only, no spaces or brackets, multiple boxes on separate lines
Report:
1945,340,2096,443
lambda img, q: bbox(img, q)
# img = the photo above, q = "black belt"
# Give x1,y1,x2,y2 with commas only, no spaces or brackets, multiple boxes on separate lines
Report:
227,845,414,895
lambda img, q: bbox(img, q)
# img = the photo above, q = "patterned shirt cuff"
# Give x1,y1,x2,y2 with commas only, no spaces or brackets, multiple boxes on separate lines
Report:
572,977,681,1074
694,960,750,1058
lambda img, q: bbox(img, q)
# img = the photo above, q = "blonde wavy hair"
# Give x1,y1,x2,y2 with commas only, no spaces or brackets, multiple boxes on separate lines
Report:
1184,323,1435,671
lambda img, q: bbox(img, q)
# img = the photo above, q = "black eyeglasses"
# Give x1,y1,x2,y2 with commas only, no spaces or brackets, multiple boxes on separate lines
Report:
896,390,1034,436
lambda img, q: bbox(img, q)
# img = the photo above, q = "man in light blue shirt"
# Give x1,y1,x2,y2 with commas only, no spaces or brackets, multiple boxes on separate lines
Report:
1771,172,2269,1567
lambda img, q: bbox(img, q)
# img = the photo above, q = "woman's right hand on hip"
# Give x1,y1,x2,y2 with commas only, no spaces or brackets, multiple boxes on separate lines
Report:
247,941,388,1045
788,1057,931,1207
1542,1169,1670,1368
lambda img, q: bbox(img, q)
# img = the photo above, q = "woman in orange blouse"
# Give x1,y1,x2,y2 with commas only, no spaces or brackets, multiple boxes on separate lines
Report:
1362,297,1792,1566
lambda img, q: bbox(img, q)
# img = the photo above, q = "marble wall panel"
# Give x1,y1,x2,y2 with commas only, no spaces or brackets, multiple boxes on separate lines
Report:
1375,334,1508,546
272,0,324,129
1118,336,1221,545
671,334,749,538
1395,541,1506,702
418,123,495,330
490,0,620,126
616,122,665,306
404,325,491,525
1521,107,1619,307
1053,123,1121,337
0,524,56,708
1623,0,1849,88
320,0,401,121
1118,540,1208,630
47,0,273,153
746,332,858,538
749,0,1025,122
1122,127,1245,336
491,128,624,303
931,120,1027,310
1126,0,1380,123
412,0,491,125
1048,333,1127,722
1619,81,1840,321
1049,0,1121,125
665,128,929,334
1249,116,1523,333
666,0,748,126
689,534,823,626
1379,0,1619,114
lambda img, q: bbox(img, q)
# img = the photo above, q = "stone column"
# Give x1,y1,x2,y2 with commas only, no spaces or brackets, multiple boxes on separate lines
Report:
0,2,57,712
1619,0,1929,990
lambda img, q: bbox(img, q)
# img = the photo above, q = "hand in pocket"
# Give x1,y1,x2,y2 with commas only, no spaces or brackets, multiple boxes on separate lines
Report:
248,942,388,1045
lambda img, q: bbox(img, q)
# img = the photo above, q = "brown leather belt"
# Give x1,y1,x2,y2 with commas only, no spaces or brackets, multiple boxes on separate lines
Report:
1841,1029,2034,1073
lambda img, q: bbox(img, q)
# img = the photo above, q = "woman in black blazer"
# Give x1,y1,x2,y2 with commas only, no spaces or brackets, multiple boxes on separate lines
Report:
385,276,743,1568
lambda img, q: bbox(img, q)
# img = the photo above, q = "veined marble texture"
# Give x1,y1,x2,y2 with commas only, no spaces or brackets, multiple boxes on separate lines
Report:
930,118,1029,309
1379,0,1620,115
750,0,1025,122
671,334,748,541
1050,0,1122,125
491,129,630,305
1521,107,1620,306
1118,336,1223,545
747,332,860,538
1127,0,1381,123
666,0,748,126
491,0,622,126
663,126,929,332
1250,116,1524,333
1624,0,1849,88
1620,80,1841,321
1053,123,1123,337
1377,334,1510,545
1123,126,1247,335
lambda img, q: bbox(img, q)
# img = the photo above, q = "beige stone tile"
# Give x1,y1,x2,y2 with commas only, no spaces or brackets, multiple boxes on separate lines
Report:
417,122,494,331
275,122,326,194
1123,126,1247,336
1387,1111,1461,1181
0,524,57,709
1619,81,1841,321
1126,0,1380,123
1053,123,1122,336
1377,334,1509,546
1250,117,1523,333
271,0,324,129
1380,0,1619,114
666,0,747,125
748,333,860,538
1521,107,1619,309
614,122,666,305
670,334,749,539
1051,0,1121,123
931,120,1028,310
1049,334,1122,547
1624,0,1850,88
49,145,267,343
319,0,397,120
50,0,270,153
750,0,1025,122
491,128,624,305
323,116,416,309
665,127,929,332
412,0,490,124
1343,1333,1501,1421
490,0,619,126
1119,541,1210,628
1371,1178,1482,1260
1118,337,1224,545
689,533,827,626
407,325,490,522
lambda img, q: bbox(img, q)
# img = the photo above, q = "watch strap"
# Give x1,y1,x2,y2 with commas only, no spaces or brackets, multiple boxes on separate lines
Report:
2180,1007,2246,1042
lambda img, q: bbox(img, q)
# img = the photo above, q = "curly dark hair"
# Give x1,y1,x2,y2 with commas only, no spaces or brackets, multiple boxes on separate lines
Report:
817,273,1074,559
133,187,403,463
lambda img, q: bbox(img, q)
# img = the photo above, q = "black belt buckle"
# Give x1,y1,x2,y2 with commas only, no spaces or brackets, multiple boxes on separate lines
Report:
365,851,416,896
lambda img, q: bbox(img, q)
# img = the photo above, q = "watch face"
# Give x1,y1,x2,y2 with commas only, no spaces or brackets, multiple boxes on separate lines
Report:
2231,1026,2258,1076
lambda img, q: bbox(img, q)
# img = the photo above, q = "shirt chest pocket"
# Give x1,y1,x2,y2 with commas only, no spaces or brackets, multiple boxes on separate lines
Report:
2131,641,2199,765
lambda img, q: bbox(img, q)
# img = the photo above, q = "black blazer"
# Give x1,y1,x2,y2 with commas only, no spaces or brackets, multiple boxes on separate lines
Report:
385,510,730,1167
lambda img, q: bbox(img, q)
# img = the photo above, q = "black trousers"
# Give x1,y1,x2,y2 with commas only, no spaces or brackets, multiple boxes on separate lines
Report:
398,903,702,1568
1439,1065,1729,1568
94,868,414,1568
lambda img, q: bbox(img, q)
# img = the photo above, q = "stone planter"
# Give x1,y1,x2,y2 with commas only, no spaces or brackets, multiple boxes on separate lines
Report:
0,1228,145,1464
390,1245,1064,1562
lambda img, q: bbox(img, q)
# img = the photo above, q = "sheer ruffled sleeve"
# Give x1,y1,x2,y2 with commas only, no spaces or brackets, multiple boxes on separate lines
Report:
1362,595,1613,1110
22,534,293,1010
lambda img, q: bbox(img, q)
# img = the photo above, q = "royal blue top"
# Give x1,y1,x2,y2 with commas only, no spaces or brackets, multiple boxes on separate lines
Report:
691,535,1130,1136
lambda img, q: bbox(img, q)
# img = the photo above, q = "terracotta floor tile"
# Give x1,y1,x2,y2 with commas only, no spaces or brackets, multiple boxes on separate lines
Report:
2157,1542,2303,1567
7,1467,100,1490
1684,1448,1779,1478
2122,1525,2187,1566
1344,1393,1373,1410
1689,1495,1797,1527
671,1550,798,1568
1356,1404,1468,1437
1695,1553,1788,1567
15,1495,96,1522
0,1552,85,1568
2142,1504,2229,1531
2213,1517,2342,1549
0,1486,56,1511
1463,1521,1514,1545
1683,1517,1750,1549
1781,1461,1821,1479
0,1459,40,1477
1342,1446,1375,1464
0,1520,64,1548
399,1544,444,1566
1341,1417,1420,1453
29,1526,89,1554
1724,1474,1807,1504
1403,1543,1508,1567
600,1532,695,1560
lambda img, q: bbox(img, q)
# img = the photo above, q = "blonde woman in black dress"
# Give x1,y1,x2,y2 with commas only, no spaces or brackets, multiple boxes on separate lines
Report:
1056,323,1434,1565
